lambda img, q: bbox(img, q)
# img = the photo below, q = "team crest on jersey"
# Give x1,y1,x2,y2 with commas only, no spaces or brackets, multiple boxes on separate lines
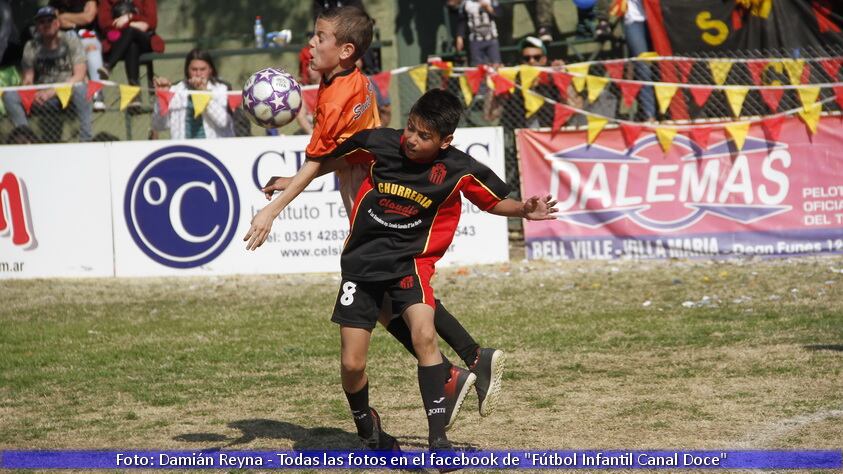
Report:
429,163,447,185
399,276,415,289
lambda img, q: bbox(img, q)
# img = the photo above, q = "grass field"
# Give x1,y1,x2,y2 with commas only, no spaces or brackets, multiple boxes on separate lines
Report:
1,256,842,469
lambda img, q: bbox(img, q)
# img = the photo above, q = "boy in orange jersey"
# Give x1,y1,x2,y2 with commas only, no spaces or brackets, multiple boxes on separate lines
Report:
244,6,503,451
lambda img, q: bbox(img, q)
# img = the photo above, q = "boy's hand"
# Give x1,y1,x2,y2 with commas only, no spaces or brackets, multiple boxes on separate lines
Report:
243,206,276,250
523,194,558,220
261,176,293,200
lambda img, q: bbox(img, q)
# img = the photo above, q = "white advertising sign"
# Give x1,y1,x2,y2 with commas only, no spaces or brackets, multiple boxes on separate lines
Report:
0,143,114,279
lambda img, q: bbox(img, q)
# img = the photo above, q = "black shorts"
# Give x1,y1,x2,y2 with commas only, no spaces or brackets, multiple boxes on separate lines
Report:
331,273,435,329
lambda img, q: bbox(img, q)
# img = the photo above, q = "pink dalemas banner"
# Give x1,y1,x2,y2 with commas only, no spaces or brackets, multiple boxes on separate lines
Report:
517,116,843,260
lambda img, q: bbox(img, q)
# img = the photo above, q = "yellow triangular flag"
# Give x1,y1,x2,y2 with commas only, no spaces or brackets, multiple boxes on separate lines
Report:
654,84,678,114
119,84,141,111
191,92,212,118
408,65,428,93
655,127,678,152
709,61,733,85
798,102,822,134
458,76,473,106
586,115,608,144
498,67,518,94
586,75,609,103
55,85,72,109
522,89,545,118
725,122,750,150
725,87,749,117
519,65,540,89
783,59,805,85
797,86,821,111
567,63,589,92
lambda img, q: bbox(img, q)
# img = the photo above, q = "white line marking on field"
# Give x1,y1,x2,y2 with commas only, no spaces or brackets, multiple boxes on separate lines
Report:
737,406,843,448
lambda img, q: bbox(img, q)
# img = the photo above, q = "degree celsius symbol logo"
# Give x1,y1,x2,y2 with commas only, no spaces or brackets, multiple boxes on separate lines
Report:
124,145,240,268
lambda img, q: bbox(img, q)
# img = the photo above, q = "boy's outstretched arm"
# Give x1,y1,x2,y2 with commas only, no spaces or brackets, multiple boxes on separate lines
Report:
260,156,351,200
489,194,558,220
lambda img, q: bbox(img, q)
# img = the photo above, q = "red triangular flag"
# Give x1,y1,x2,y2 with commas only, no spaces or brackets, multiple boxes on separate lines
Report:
760,88,784,112
761,116,785,141
155,89,175,115
833,85,843,110
605,62,624,80
676,60,694,83
821,58,842,81
747,61,767,85
370,71,391,98
552,103,575,133
800,66,811,85
689,87,713,107
227,93,242,112
302,87,318,112
492,74,515,96
18,88,37,115
619,122,643,147
86,80,104,101
687,126,713,149
551,72,572,100
464,66,485,94
658,61,676,84
619,82,642,108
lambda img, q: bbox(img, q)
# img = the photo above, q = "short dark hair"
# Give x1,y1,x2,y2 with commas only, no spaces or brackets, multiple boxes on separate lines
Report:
183,48,219,83
409,89,463,138
317,6,373,61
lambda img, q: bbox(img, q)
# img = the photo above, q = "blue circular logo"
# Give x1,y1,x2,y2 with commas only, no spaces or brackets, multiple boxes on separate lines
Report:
124,145,240,268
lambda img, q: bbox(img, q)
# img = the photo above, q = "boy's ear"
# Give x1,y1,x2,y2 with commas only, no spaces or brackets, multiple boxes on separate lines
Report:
439,134,454,150
339,43,356,61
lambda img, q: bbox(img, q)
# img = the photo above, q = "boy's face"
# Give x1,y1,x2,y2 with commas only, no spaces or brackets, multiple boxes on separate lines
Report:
401,116,453,163
309,18,355,75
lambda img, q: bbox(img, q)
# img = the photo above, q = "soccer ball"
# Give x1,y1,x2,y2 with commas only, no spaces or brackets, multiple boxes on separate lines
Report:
242,67,302,128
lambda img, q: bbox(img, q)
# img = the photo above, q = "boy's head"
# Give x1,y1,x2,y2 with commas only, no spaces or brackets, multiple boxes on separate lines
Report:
309,6,374,75
402,89,463,162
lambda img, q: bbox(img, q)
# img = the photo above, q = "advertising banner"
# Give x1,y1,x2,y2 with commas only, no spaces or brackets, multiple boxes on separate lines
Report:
517,117,843,260
0,143,114,278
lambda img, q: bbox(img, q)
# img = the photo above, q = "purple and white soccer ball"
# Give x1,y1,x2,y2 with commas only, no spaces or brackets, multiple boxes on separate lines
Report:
242,67,302,128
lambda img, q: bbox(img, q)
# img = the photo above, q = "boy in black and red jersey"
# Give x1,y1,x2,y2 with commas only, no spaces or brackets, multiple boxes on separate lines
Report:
321,89,557,452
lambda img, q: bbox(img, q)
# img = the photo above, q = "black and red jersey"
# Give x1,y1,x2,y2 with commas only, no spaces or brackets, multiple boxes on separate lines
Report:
326,127,510,282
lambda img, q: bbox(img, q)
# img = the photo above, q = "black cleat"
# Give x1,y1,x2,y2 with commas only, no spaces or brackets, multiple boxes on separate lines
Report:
470,348,506,417
443,365,476,432
360,408,401,451
429,437,461,473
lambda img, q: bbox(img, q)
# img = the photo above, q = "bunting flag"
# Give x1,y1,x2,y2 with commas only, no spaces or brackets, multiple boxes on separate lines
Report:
834,85,843,110
747,60,767,85
760,88,784,112
191,92,211,118
821,58,842,81
370,70,391,97
586,75,609,103
156,89,175,115
227,93,243,112
761,115,785,141
619,122,644,147
619,81,642,107
301,88,318,113
676,60,694,83
18,88,37,115
655,126,678,153
464,66,486,94
519,65,541,90
586,115,608,144
567,63,589,92
687,126,713,149
782,59,805,85
428,60,453,76
654,84,678,114
523,89,546,117
54,85,72,109
725,122,750,151
491,74,515,96
498,67,518,88
689,86,713,107
458,76,473,105
798,102,822,134
86,80,104,101
552,103,575,133
725,87,749,117
605,62,624,80
551,72,572,100
709,61,733,85
408,65,428,93
797,86,821,111
119,84,140,111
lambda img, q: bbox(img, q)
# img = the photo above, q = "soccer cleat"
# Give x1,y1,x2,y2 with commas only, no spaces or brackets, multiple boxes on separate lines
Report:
429,437,462,473
360,408,401,451
470,348,506,417
443,365,476,432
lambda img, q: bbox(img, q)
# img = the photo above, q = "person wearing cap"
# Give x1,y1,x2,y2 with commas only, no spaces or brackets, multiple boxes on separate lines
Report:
49,0,107,111
1,6,92,142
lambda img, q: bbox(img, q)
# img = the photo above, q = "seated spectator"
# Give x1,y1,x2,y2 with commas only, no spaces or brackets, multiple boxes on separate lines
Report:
50,0,106,111
456,0,502,67
98,0,164,98
1,7,92,142
151,48,234,139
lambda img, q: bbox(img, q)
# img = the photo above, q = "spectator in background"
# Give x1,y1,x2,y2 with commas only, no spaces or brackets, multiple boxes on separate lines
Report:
2,7,92,142
455,0,502,66
97,0,164,93
294,45,321,135
151,48,233,139
49,0,106,111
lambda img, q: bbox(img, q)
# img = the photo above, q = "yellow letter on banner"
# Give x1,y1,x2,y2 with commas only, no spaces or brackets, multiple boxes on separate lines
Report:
797,86,821,111
119,85,141,111
709,61,733,85
55,85,72,109
725,87,749,117
191,92,211,118
654,84,678,114
587,75,609,103
725,122,750,150
798,102,822,134
567,63,589,92
409,65,428,93
587,116,608,144
655,127,677,153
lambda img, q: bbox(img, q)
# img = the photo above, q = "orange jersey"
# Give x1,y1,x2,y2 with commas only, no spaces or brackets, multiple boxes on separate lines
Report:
305,67,380,159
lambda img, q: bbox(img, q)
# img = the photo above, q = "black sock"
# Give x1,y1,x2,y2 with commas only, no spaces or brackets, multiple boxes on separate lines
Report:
418,362,449,444
386,317,417,357
434,299,480,367
344,383,373,438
